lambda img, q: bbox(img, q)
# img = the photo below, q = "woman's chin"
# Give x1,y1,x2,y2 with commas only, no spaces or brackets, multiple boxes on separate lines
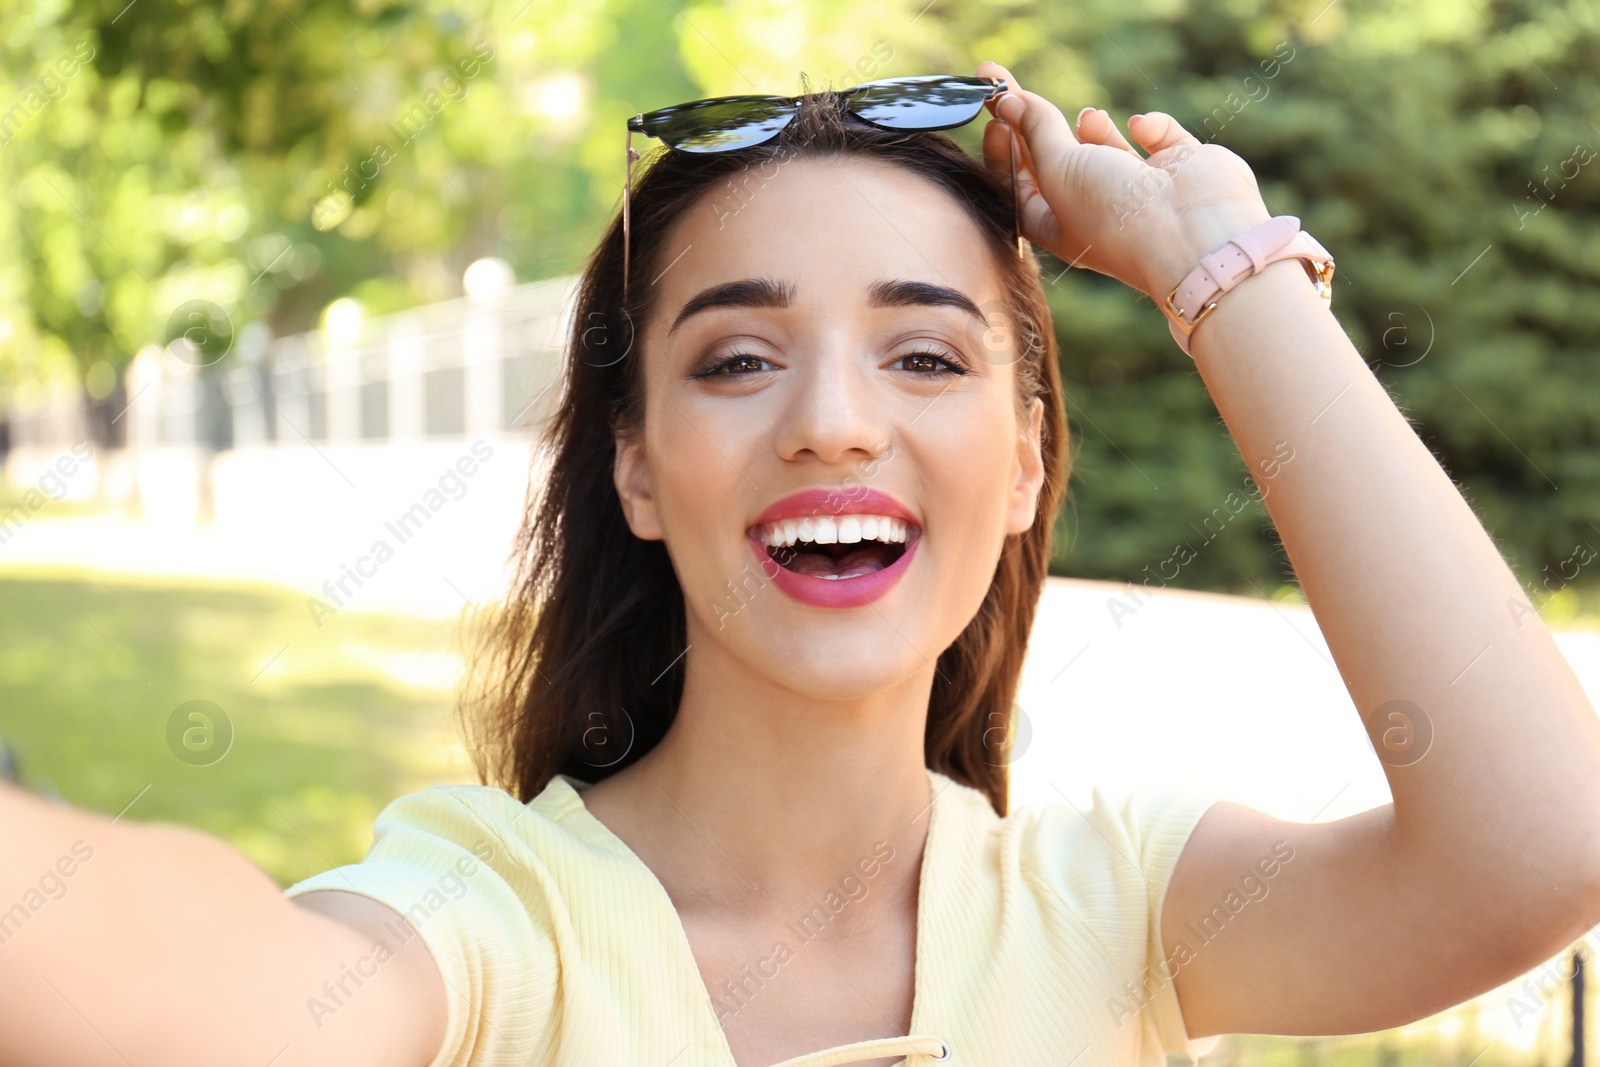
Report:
737,624,941,701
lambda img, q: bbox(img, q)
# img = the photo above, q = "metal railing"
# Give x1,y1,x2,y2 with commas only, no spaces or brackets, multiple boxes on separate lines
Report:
123,274,578,455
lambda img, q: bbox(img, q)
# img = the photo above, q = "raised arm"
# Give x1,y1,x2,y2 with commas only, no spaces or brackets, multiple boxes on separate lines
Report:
976,60,1600,1037
1149,237,1600,1037
0,780,447,1065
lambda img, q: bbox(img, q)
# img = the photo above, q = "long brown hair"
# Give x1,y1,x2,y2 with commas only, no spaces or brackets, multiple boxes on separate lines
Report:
460,80,1072,816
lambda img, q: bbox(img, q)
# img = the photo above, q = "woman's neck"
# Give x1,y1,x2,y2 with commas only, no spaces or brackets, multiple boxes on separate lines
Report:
577,650,937,921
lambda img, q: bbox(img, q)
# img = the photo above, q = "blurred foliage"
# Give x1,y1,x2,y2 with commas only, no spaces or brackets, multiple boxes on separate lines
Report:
1,0,1597,598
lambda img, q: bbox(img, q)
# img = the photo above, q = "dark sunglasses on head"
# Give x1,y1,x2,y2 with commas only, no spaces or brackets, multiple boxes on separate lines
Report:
621,74,1022,306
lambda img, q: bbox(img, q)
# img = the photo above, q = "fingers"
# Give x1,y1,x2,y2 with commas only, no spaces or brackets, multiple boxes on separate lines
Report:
1126,110,1198,156
980,116,1018,189
975,60,1079,149
975,60,1015,120
981,116,1044,221
977,61,1194,167
975,60,1049,202
981,108,1044,186
1075,107,1142,157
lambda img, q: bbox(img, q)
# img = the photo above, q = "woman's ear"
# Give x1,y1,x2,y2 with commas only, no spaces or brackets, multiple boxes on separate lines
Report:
613,432,666,541
1007,395,1046,535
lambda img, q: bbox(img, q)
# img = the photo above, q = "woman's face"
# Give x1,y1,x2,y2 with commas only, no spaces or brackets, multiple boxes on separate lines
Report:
615,155,1046,701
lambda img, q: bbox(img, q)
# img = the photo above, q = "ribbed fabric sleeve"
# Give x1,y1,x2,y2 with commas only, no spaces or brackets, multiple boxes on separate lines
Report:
1016,783,1223,1066
1107,785,1225,1064
282,785,558,1067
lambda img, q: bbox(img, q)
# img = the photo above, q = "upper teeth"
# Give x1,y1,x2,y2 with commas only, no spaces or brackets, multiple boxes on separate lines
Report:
758,514,911,548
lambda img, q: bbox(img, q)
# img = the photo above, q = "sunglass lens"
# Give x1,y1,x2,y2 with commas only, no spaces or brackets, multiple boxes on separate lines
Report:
648,97,796,152
848,75,994,131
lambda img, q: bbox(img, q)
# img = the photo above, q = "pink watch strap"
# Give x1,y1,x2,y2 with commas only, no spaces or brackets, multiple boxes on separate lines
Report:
1162,215,1335,357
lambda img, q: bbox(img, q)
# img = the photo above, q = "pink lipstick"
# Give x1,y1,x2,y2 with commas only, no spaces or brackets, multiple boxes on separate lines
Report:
746,488,921,609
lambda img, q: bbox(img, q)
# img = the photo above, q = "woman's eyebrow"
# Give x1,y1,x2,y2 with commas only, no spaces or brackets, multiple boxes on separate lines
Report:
667,276,986,336
668,277,796,336
866,279,986,329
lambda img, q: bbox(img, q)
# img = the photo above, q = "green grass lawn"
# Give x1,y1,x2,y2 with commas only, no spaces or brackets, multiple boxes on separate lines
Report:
0,566,480,888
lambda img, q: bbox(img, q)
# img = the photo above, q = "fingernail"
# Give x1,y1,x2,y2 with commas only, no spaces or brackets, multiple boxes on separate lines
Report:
1077,106,1094,123
1129,113,1145,123
998,95,1024,122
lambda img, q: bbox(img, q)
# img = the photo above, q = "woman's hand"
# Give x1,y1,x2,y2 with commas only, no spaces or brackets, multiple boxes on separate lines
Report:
975,60,1273,304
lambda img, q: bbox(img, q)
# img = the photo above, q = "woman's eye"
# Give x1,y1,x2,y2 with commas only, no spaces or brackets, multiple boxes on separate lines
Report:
691,353,772,379
897,349,970,377
691,349,970,380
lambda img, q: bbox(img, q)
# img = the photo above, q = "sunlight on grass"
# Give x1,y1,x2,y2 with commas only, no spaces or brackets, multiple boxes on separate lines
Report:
0,566,483,887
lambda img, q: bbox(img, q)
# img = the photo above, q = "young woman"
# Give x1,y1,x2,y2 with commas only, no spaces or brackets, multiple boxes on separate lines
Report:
3,61,1599,1067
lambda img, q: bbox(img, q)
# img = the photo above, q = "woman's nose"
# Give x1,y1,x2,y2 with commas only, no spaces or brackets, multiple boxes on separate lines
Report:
771,352,892,466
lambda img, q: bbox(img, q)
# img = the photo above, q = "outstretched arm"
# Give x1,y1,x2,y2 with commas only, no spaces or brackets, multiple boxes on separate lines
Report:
0,780,447,1065
976,59,1600,1038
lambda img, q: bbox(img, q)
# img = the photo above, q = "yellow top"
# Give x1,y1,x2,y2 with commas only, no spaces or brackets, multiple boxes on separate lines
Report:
284,768,1221,1067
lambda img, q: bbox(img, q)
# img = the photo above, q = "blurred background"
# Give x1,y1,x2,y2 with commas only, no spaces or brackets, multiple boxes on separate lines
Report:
2,0,1598,1062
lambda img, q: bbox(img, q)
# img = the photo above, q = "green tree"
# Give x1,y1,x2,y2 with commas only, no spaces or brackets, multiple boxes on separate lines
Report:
0,0,700,401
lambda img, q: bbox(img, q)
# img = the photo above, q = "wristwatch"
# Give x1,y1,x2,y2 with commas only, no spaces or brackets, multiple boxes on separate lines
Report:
1161,215,1335,358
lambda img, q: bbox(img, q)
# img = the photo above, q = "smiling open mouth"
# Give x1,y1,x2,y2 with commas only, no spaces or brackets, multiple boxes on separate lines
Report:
756,515,914,581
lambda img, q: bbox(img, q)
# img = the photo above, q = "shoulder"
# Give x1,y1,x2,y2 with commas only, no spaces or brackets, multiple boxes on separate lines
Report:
1004,780,1223,948
1018,782,1222,887
344,775,633,878
925,771,1225,1060
929,770,1220,896
286,776,615,923
282,777,591,1067
1016,779,1224,1060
